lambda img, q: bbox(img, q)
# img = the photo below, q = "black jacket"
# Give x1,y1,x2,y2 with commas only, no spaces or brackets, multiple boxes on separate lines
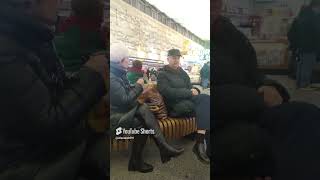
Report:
109,62,144,134
288,7,320,53
157,65,195,117
212,16,291,176
213,16,290,102
0,6,105,171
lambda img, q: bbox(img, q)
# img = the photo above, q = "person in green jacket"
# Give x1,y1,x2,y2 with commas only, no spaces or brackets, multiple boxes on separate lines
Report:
54,0,106,73
127,60,147,85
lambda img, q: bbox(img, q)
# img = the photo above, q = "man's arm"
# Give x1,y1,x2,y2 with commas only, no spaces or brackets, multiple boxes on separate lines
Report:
157,72,193,100
232,24,290,102
0,60,105,139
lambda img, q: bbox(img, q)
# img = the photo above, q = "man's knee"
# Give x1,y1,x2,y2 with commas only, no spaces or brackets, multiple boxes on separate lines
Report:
198,94,210,99
192,94,210,103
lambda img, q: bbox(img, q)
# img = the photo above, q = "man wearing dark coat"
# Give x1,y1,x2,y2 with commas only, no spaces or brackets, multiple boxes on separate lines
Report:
213,0,320,179
157,48,211,164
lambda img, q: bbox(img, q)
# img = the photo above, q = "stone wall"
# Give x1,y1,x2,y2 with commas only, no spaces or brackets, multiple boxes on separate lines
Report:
110,0,206,62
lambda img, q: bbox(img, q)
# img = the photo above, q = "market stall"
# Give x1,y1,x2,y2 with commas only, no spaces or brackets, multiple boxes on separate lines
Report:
221,0,309,74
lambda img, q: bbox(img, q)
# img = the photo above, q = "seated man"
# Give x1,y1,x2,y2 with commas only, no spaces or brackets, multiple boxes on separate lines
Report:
213,0,289,177
157,49,211,164
213,0,320,179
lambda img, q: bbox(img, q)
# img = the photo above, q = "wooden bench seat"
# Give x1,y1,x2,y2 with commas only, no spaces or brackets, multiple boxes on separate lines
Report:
109,84,198,151
111,117,197,151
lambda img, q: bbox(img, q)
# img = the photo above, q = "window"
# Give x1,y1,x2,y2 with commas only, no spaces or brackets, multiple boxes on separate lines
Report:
169,20,173,29
187,32,191,39
145,6,151,16
160,14,165,24
139,1,145,12
177,26,181,33
131,0,137,7
151,9,157,19
157,13,161,21
164,17,167,25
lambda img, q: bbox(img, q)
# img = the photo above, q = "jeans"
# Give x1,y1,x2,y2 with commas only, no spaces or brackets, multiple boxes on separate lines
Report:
260,102,320,179
296,52,317,88
192,94,211,130
201,78,209,88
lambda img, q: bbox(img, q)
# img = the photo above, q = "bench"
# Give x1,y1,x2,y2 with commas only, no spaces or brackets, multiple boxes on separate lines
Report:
111,117,197,151
86,85,198,151
111,85,197,151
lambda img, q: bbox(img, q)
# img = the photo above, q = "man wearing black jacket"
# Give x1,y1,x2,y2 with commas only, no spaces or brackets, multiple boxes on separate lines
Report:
0,0,108,179
213,0,320,179
288,0,320,88
213,0,289,177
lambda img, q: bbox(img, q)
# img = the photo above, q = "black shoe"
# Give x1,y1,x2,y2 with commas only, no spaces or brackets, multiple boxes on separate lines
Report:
128,160,154,173
138,104,184,163
193,143,210,164
152,133,184,163
128,134,153,173
158,144,184,163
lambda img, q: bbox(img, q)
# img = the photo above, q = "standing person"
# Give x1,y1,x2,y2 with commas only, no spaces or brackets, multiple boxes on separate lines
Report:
110,44,184,173
200,61,210,89
127,60,145,85
157,49,211,164
146,67,151,80
150,67,158,81
288,0,320,89
0,0,108,179
55,0,106,73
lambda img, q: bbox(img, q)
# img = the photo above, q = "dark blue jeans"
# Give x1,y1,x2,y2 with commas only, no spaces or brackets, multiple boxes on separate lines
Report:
260,102,320,180
192,94,210,130
296,52,317,88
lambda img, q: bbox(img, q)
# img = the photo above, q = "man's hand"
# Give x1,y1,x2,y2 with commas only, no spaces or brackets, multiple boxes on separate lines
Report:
258,86,283,107
191,88,199,96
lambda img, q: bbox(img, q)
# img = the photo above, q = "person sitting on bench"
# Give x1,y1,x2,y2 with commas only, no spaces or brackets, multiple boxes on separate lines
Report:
157,49,211,164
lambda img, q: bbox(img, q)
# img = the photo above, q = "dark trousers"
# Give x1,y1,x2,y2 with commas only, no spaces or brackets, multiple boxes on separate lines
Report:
212,84,271,176
0,134,109,180
213,84,320,178
213,121,272,176
260,102,320,180
192,94,211,130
